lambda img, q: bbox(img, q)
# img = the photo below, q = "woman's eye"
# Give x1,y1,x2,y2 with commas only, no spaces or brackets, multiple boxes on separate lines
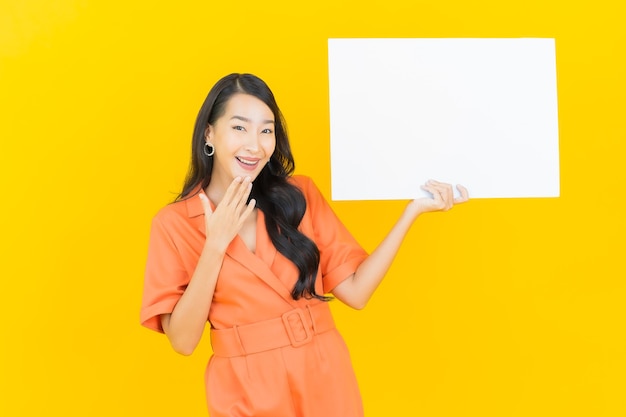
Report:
262,128,273,134
233,125,245,131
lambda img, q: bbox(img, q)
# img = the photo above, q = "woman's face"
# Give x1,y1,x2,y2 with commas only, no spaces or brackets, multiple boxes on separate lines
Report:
206,93,276,193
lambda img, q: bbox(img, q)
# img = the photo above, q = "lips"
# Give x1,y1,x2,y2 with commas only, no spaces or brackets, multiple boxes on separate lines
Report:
236,156,260,170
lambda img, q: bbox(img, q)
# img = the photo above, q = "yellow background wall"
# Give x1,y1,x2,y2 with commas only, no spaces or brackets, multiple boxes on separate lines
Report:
1,0,624,415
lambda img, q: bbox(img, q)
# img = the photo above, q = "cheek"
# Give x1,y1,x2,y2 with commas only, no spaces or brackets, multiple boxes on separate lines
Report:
264,137,277,156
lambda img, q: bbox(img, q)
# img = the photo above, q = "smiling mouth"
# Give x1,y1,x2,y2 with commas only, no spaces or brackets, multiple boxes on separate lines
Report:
236,157,259,166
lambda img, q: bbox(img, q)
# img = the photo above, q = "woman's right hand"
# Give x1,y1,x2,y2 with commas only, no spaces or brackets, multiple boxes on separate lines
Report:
199,176,256,253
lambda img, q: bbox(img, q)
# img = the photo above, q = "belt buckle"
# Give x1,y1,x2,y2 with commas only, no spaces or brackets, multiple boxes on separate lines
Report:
282,308,313,348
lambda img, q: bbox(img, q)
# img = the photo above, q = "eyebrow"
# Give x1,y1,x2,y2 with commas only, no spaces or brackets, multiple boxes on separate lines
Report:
230,115,275,125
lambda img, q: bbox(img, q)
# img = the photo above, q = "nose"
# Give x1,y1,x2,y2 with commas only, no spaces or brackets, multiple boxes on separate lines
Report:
244,132,261,152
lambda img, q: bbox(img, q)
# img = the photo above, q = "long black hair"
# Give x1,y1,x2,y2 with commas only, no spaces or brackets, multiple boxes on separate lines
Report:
177,73,329,301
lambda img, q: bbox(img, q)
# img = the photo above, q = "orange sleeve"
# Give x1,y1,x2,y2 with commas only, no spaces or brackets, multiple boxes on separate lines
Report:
140,211,189,333
297,176,369,293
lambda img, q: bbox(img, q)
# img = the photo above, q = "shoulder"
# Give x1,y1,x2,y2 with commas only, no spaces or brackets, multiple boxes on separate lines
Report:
288,174,313,188
150,196,199,233
153,199,186,221
288,174,320,197
287,175,332,210
153,186,204,221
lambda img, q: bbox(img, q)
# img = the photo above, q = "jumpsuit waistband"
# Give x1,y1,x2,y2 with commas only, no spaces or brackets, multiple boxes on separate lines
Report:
210,303,335,357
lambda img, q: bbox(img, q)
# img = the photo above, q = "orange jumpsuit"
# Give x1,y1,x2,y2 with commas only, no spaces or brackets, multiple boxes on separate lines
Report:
141,175,368,417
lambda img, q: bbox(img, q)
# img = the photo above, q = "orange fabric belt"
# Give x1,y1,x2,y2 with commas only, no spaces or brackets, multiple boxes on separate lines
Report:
210,303,336,358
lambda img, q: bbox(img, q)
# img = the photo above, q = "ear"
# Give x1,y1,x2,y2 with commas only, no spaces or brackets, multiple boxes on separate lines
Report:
204,124,213,141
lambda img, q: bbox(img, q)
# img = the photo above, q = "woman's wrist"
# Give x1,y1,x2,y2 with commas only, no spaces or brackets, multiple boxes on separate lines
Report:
202,237,228,257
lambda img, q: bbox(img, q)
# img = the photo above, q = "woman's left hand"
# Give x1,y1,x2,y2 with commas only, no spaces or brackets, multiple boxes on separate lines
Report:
406,179,469,216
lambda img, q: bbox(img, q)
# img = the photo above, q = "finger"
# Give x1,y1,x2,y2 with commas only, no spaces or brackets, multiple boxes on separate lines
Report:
420,184,446,209
239,198,257,223
232,177,253,213
427,180,451,192
426,179,446,187
221,176,244,206
199,192,213,215
430,183,452,208
455,184,470,203
420,184,439,199
231,176,251,200
238,176,253,200
430,180,458,209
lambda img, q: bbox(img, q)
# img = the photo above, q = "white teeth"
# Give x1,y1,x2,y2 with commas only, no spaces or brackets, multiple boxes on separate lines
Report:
237,157,257,165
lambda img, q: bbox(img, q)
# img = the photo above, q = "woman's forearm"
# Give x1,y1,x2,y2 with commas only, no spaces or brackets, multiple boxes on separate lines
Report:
332,208,420,309
161,241,225,355
332,181,468,309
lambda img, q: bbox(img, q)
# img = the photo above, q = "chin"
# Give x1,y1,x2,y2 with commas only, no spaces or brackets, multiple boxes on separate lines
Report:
231,169,261,182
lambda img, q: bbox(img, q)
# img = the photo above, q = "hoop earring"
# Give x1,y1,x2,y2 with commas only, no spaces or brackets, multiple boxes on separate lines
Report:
204,142,215,157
